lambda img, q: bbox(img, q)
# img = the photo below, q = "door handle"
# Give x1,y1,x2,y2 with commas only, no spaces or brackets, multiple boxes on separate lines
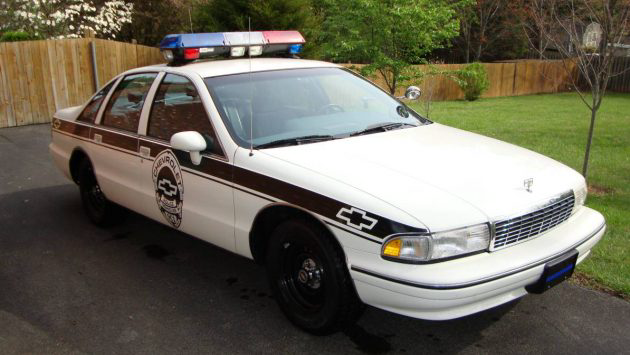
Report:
139,146,151,158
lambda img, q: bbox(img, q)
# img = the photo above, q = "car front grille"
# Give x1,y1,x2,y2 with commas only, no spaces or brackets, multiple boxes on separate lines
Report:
492,191,575,250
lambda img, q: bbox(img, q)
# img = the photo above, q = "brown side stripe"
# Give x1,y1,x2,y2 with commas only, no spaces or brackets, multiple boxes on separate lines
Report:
57,120,90,138
91,127,138,152
54,120,427,240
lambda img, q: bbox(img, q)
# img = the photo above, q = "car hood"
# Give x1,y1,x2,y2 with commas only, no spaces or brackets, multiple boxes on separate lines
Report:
261,123,585,231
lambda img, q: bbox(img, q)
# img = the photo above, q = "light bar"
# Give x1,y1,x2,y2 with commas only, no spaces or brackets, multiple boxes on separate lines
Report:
224,32,265,46
159,31,306,64
262,31,305,44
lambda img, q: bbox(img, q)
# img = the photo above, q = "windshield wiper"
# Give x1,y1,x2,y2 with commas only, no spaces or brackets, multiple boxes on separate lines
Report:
350,122,417,137
254,135,336,149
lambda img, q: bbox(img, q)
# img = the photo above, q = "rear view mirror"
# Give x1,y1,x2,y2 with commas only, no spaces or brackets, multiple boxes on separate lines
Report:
128,91,143,104
170,131,206,165
185,86,198,98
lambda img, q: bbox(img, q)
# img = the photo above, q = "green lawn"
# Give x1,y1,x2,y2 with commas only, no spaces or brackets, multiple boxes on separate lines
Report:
410,92,630,297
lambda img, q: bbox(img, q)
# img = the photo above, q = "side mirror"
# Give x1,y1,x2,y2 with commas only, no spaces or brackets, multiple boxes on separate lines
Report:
404,86,422,100
170,131,206,165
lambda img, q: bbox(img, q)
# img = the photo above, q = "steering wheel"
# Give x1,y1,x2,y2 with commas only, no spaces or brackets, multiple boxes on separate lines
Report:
317,104,344,114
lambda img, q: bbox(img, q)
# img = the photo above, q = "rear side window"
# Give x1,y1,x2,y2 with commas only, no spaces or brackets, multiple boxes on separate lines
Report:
148,74,222,156
77,82,114,123
101,73,157,132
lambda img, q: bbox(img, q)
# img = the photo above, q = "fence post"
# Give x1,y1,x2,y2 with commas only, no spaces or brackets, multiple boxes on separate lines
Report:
90,41,99,91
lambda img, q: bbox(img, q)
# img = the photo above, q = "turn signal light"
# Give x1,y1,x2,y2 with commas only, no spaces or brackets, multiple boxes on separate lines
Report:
383,239,402,257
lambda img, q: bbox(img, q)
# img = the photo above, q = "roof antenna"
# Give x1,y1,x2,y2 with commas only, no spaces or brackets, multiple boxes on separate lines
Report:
248,17,254,157
188,7,193,33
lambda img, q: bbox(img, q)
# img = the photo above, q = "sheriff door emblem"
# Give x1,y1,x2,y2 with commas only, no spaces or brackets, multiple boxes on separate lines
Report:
152,150,184,228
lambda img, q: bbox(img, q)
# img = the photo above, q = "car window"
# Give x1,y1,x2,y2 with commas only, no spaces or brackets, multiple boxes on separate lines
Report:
77,81,115,123
101,73,157,132
205,68,428,148
148,74,222,155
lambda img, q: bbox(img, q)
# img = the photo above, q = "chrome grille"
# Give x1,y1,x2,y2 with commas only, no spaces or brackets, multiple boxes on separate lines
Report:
492,191,575,250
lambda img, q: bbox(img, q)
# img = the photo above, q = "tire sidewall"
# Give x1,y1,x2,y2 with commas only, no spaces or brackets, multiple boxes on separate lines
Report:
267,219,348,333
78,160,108,225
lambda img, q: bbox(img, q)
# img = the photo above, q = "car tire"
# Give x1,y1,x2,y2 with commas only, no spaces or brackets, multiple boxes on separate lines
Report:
78,159,123,227
266,218,364,335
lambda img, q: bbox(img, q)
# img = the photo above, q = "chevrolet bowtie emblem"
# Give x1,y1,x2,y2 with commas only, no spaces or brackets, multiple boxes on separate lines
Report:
336,207,378,231
524,178,534,193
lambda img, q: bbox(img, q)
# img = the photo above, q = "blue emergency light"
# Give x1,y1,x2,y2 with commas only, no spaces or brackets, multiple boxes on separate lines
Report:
159,31,305,64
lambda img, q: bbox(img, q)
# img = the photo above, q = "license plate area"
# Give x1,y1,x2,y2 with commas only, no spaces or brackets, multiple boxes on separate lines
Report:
526,249,578,294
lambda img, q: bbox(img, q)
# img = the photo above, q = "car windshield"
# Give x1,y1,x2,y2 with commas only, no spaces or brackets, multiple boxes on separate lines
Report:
204,67,430,148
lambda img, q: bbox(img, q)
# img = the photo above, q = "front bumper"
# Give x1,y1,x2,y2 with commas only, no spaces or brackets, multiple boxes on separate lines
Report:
344,206,605,320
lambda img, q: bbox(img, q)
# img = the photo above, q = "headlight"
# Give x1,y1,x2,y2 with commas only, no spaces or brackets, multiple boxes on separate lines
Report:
574,184,587,210
382,223,490,263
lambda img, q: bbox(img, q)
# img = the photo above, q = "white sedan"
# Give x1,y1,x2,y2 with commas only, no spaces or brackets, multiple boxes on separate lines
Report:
49,31,605,335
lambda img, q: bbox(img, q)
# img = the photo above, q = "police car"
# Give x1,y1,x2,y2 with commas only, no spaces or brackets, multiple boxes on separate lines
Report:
49,31,606,334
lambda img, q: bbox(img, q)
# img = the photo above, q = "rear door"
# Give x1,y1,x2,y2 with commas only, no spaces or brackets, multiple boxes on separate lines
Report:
90,72,158,213
137,73,236,251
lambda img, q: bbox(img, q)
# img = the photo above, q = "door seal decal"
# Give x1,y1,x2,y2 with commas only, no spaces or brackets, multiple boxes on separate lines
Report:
152,150,184,228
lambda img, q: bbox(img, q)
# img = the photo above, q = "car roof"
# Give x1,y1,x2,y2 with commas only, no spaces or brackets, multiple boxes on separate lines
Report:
126,58,340,78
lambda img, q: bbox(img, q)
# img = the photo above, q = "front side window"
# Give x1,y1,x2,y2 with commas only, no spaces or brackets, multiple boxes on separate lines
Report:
147,74,222,156
101,73,157,132
77,81,114,123
205,68,429,148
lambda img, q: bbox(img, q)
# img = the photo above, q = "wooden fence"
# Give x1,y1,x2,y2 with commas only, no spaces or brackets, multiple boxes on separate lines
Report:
0,38,163,128
345,60,576,100
0,37,589,129
607,57,630,93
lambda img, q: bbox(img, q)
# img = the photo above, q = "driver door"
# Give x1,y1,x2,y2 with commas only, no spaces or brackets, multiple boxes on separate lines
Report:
137,73,235,252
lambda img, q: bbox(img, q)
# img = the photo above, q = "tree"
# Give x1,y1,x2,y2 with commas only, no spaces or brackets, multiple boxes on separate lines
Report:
318,0,467,94
526,0,630,179
193,0,315,32
117,0,191,46
0,0,134,39
515,0,558,59
456,0,505,62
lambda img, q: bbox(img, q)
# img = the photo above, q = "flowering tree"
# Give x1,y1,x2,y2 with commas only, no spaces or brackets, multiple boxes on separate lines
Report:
0,0,134,39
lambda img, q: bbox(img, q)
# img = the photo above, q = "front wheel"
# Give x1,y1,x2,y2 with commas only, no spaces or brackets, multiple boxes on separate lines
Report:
266,219,364,335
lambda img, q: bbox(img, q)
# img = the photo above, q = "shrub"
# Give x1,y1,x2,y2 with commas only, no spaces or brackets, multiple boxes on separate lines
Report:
0,31,39,42
454,62,490,101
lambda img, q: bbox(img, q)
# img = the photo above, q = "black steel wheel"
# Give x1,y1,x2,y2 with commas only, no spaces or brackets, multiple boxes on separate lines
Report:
78,159,123,226
266,218,364,335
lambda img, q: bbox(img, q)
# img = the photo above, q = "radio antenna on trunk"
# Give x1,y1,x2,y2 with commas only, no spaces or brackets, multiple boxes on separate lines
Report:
248,17,254,157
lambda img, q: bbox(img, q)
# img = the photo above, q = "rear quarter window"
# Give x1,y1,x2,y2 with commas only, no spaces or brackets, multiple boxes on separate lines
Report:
77,81,114,123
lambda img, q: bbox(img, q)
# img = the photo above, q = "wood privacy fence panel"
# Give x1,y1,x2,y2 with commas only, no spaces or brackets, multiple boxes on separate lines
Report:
0,37,580,129
0,38,163,129
607,57,630,93
344,60,575,100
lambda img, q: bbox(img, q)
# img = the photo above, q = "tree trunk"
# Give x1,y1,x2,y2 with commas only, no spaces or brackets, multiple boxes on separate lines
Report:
581,107,598,180
465,39,470,63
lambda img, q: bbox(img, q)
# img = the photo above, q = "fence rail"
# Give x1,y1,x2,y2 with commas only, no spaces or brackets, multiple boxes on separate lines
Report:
0,38,163,129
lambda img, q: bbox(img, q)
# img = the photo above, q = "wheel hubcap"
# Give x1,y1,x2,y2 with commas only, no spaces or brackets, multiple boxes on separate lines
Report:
278,241,326,310
297,258,322,289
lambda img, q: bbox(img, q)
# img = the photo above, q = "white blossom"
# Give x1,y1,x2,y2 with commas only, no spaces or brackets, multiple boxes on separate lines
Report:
1,0,134,40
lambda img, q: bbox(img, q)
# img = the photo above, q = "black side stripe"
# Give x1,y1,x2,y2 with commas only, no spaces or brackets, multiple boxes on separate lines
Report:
324,222,382,244
54,120,427,240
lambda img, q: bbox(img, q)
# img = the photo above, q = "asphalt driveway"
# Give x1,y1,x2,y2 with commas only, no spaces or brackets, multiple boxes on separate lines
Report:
1,124,629,354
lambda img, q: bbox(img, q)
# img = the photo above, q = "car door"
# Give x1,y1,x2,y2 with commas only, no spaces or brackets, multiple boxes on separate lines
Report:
136,72,235,252
90,72,158,213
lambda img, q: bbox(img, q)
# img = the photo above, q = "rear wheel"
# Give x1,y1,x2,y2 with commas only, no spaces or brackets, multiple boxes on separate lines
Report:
266,219,364,334
78,159,123,226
